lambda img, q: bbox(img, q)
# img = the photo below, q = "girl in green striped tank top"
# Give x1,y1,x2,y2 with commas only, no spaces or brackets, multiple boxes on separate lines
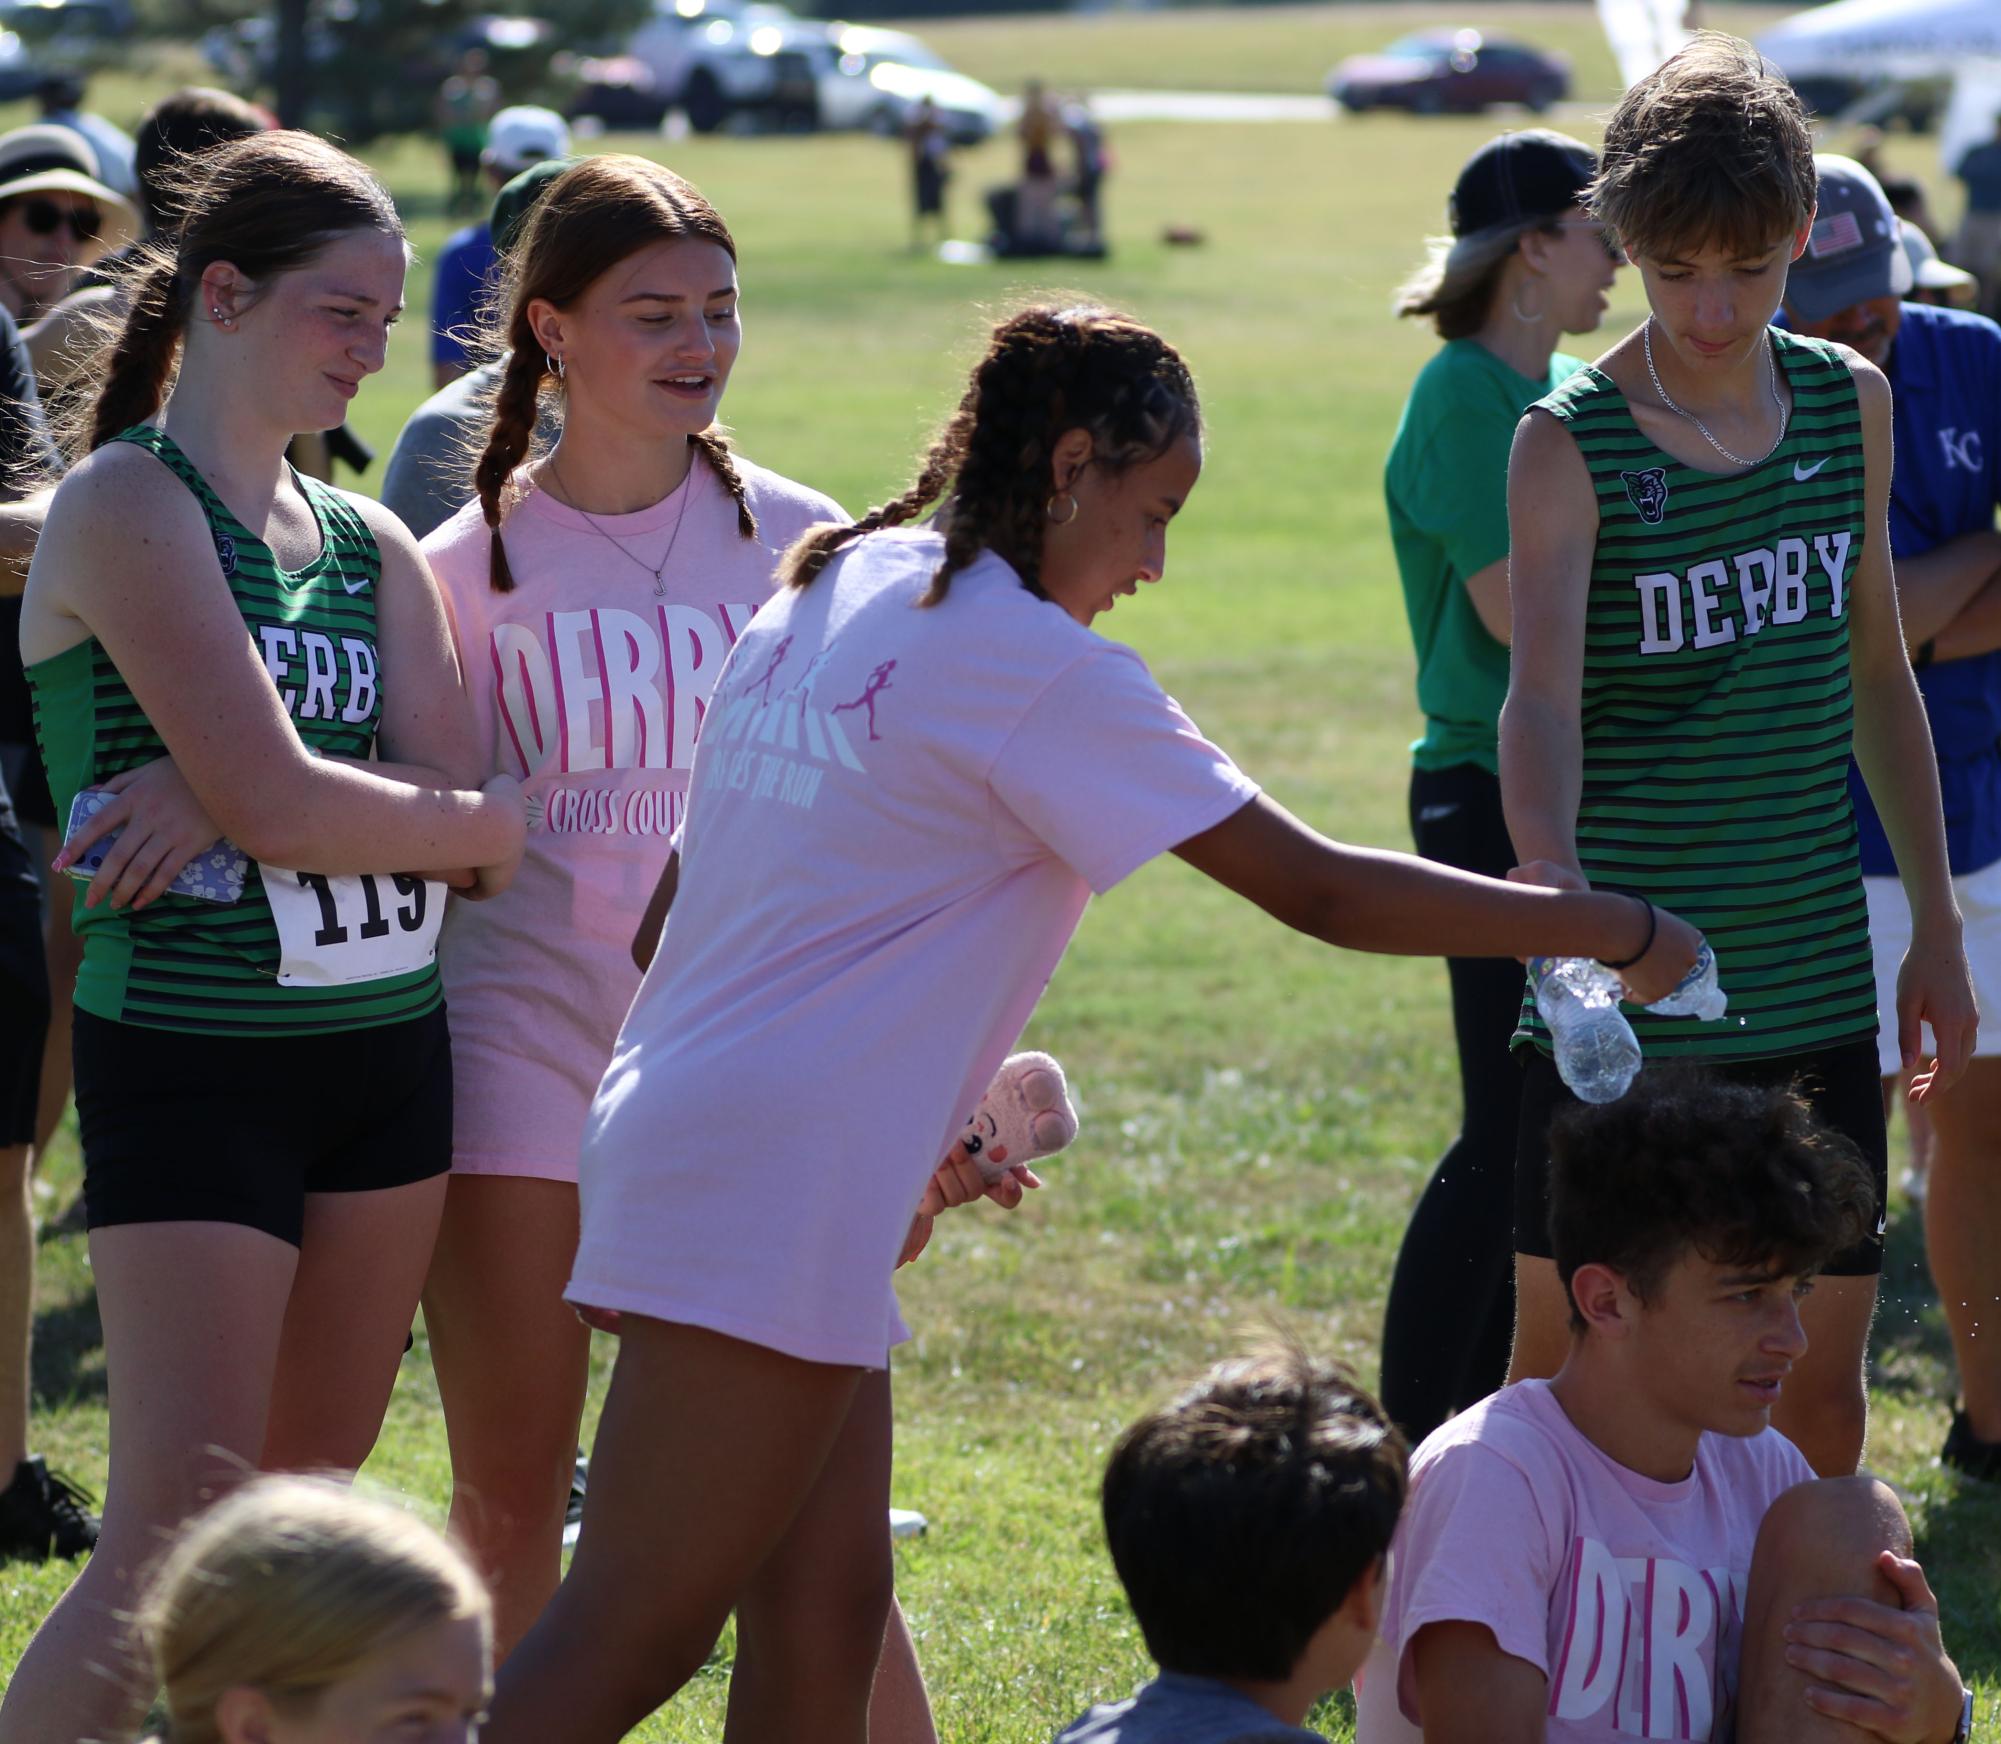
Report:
0,133,526,1744
1498,35,1976,1483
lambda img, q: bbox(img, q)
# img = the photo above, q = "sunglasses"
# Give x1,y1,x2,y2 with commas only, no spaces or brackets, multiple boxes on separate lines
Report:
1554,219,1625,262
18,198,100,243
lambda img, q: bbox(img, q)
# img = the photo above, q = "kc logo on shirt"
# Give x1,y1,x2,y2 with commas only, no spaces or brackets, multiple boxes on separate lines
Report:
1549,1537,1749,1740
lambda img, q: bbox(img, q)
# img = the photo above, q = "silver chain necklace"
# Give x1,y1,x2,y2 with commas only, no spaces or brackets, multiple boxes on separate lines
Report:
1642,317,1788,469
546,447,695,597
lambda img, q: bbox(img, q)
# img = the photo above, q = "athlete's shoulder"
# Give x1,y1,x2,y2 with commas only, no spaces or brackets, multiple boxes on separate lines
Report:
731,454,847,541
328,483,408,555
50,434,205,528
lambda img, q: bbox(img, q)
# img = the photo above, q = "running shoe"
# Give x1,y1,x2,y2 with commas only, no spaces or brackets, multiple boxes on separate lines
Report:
1941,1409,2001,1483
0,1455,100,1562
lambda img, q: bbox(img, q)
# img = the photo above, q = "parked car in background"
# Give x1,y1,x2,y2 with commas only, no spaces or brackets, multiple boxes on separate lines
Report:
0,26,37,101
626,0,821,133
814,24,1000,143
1329,29,1569,115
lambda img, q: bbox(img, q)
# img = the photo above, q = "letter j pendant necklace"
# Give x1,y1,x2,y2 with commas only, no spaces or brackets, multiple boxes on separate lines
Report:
1643,317,1788,470
548,446,695,596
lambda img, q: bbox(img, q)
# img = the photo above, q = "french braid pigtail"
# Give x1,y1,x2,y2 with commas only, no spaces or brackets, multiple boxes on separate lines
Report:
86,253,186,454
780,405,970,591
472,345,549,593
688,429,758,541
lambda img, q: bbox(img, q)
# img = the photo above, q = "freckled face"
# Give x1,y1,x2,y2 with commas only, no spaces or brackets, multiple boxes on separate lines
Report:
232,227,407,433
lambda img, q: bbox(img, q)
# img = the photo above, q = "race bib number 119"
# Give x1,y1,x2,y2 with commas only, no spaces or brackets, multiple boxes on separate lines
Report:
261,864,447,988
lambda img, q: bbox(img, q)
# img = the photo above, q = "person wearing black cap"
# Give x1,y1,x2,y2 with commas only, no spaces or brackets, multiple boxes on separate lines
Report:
1783,154,2001,1485
1379,129,1622,1443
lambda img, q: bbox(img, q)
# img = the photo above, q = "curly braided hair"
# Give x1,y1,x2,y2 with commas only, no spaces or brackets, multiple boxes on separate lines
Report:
781,304,1200,605
471,154,757,593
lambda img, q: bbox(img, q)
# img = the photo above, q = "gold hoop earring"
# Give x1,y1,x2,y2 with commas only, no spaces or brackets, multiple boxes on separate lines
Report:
1045,491,1079,525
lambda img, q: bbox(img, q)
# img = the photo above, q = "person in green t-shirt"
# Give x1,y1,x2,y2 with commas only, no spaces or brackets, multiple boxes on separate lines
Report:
1379,130,1624,1444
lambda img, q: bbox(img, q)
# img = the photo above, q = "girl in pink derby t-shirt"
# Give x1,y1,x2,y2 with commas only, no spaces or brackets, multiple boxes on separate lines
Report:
418,155,876,1663
477,304,1707,1744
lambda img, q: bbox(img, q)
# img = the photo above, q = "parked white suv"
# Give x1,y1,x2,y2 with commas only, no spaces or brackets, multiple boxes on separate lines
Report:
813,25,1004,143
627,0,823,133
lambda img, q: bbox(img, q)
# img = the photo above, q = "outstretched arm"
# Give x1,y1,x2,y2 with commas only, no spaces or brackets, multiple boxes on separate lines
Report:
1172,793,1697,1004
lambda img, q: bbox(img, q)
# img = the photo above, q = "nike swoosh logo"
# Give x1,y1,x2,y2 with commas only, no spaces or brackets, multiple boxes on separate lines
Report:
1416,803,1461,823
1793,457,1828,481
342,575,372,595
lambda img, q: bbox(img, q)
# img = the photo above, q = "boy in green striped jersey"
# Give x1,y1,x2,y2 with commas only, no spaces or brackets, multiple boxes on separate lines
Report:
1498,34,1977,1480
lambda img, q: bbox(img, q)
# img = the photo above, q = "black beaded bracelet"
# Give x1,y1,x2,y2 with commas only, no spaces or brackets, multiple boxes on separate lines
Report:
1600,894,1656,971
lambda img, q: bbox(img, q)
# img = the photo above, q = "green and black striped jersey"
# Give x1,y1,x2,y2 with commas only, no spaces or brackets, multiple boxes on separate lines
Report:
1517,329,1877,1062
30,425,443,1035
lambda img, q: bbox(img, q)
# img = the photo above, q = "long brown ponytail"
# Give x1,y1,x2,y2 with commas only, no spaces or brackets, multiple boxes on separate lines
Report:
76,130,400,459
472,154,756,593
782,304,1200,606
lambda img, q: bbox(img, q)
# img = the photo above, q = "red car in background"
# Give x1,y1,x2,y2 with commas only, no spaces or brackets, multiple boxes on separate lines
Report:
1330,29,1570,114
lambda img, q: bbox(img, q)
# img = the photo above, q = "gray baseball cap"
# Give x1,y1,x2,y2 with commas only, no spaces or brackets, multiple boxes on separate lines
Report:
1785,155,1912,321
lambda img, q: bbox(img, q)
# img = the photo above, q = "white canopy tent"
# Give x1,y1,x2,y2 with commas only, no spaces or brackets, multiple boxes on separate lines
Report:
1754,0,2001,170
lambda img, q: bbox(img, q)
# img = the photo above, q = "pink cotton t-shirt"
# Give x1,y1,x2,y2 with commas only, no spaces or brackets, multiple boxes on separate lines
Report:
1354,1380,1814,1744
425,459,844,1179
569,528,1261,1365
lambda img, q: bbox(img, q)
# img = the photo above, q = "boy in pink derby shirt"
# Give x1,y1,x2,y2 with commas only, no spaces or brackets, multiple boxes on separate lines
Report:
1356,1072,1972,1744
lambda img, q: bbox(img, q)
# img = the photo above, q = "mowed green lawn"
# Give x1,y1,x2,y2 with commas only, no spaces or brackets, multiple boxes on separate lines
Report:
4,16,1999,1738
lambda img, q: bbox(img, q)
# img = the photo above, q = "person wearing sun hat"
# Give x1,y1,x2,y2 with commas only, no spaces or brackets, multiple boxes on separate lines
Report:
1782,151,2001,1486
1904,224,1979,310
0,124,134,326
430,104,570,390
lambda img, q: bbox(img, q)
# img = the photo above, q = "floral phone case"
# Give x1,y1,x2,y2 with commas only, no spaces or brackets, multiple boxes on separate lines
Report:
63,787,249,904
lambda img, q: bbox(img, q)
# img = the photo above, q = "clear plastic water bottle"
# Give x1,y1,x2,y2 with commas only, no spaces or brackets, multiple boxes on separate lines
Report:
1644,939,1728,1021
1532,956,1643,1104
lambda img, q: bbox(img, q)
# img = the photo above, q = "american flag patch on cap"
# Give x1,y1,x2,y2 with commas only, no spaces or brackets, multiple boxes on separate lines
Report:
1808,210,1865,259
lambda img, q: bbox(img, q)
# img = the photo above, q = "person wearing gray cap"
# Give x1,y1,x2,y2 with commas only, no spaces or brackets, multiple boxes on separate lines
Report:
1783,153,2001,1484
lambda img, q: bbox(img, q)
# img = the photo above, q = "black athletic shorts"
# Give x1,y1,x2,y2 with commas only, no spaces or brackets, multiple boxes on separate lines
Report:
74,1003,453,1246
1513,1036,1888,1277
0,783,48,1146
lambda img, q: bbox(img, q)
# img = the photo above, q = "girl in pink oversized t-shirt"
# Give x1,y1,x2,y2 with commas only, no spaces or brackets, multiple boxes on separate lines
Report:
416,157,841,1661
477,306,1707,1744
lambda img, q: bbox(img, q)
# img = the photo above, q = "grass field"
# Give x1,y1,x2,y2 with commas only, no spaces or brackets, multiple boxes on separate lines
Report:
2,9,1999,1738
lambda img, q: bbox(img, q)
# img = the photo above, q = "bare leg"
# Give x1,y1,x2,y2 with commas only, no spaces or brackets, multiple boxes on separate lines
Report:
0,1221,296,1744
1737,1476,1907,1744
0,1144,28,1477
1507,1253,1571,1384
260,1176,450,1475
725,1367,896,1744
872,1596,939,1744
1918,1057,2001,1439
480,1319,865,1744
1768,1276,1875,1478
33,895,78,1156
421,1174,590,1657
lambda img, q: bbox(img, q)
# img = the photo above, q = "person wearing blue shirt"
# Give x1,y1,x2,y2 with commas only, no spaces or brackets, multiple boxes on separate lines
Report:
1785,155,2001,1484
429,105,568,390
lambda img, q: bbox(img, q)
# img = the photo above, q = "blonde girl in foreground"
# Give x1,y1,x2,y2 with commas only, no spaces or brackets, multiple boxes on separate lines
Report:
135,1475,490,1744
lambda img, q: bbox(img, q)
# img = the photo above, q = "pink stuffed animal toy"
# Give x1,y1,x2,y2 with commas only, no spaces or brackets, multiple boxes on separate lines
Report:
959,1051,1079,1184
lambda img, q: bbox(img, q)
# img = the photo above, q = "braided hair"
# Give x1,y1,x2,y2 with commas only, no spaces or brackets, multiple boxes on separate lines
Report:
71,131,400,462
781,304,1199,606
471,154,757,593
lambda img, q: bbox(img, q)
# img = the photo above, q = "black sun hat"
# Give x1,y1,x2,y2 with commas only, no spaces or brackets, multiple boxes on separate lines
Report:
1449,130,1597,237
